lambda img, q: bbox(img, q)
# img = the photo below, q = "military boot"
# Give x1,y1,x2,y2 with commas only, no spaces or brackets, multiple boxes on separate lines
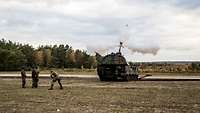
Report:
60,86,63,90
58,81,63,89
48,84,53,90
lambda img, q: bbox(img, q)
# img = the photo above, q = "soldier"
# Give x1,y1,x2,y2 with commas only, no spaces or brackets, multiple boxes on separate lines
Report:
32,67,39,88
21,67,26,88
48,70,63,90
35,67,40,88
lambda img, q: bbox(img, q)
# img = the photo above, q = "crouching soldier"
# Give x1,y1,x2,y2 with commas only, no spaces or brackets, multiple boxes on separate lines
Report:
48,70,63,90
21,67,26,88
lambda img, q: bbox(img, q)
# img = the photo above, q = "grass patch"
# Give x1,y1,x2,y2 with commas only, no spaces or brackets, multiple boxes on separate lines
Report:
0,78,200,113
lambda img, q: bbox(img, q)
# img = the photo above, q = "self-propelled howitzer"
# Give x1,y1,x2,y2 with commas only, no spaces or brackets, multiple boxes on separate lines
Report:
96,42,139,81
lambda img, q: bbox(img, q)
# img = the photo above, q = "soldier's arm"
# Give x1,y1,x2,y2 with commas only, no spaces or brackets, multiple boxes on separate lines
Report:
54,72,59,77
50,74,53,79
31,71,34,78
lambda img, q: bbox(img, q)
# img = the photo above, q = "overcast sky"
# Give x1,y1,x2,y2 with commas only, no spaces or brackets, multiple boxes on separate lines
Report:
0,0,200,61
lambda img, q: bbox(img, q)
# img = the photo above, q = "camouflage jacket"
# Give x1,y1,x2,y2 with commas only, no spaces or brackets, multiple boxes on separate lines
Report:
32,69,38,79
21,70,26,79
50,72,60,80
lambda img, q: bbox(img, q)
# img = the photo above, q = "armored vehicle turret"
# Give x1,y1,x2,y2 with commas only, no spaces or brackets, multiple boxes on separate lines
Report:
96,42,139,81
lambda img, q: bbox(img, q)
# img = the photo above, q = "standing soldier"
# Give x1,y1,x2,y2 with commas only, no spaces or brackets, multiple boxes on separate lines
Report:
21,67,26,88
48,70,63,90
35,67,40,88
32,67,37,88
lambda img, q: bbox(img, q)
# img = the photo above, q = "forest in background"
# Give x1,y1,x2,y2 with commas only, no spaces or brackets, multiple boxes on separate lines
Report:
1,38,200,73
129,62,200,73
0,39,97,71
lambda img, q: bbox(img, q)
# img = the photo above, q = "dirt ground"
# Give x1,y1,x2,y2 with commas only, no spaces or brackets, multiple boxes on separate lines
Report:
0,77,200,113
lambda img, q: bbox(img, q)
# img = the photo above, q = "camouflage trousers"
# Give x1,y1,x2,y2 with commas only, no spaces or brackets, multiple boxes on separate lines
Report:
22,78,26,88
49,78,63,89
32,78,39,88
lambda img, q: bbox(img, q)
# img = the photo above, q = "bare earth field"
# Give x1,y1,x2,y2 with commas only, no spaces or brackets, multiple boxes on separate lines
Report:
0,77,200,113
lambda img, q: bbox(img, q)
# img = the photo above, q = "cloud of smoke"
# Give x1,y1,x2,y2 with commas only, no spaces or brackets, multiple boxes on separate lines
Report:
86,24,160,56
86,38,160,56
120,24,160,55
127,45,160,56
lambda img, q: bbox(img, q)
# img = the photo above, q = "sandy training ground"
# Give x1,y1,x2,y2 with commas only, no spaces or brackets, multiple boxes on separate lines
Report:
0,74,200,113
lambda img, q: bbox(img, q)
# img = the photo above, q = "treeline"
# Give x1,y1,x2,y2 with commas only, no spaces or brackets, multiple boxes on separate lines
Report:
0,39,97,71
129,62,200,73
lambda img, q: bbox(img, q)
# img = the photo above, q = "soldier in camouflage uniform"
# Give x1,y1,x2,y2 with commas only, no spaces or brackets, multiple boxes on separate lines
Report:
32,67,39,88
35,67,39,88
21,67,26,88
48,70,63,90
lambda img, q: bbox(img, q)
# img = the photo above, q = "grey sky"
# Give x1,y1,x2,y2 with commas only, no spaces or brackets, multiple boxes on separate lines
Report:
0,0,200,61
